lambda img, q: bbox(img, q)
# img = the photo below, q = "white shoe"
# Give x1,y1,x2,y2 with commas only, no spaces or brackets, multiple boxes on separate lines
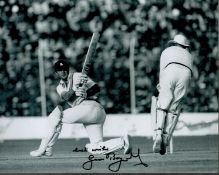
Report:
30,147,53,157
123,134,132,154
30,139,51,157
30,149,46,157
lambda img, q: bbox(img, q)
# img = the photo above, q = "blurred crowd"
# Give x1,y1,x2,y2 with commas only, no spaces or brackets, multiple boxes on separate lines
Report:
0,0,218,116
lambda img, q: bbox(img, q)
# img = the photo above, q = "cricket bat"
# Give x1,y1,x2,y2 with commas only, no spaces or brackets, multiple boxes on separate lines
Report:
75,32,100,105
82,32,100,75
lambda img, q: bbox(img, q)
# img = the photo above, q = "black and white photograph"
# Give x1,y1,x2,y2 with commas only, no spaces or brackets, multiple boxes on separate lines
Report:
0,0,218,173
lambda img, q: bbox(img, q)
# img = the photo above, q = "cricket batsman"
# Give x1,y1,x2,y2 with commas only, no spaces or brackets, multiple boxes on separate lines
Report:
30,59,132,157
152,34,193,155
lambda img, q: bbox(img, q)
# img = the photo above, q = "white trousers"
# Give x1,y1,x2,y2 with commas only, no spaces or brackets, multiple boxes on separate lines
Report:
45,100,124,154
158,64,191,113
62,100,106,143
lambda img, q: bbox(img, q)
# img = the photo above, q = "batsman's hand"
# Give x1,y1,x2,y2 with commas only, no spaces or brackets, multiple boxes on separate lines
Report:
75,86,87,98
74,73,88,88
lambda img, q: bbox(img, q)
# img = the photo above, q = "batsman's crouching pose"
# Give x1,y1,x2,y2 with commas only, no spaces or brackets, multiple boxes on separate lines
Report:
152,34,193,155
30,59,132,157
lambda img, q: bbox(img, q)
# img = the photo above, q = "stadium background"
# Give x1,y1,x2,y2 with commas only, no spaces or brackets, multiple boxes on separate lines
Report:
0,0,218,117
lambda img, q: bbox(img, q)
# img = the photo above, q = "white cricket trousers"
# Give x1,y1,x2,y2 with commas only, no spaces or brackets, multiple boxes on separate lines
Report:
47,100,124,154
158,64,191,113
62,100,106,143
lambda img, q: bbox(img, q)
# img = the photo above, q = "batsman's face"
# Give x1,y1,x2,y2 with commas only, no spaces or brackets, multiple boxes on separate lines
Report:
56,70,68,79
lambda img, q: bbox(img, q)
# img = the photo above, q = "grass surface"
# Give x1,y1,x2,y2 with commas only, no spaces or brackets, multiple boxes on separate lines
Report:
0,135,218,173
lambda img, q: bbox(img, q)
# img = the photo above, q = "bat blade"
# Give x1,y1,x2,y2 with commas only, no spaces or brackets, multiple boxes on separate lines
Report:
82,32,100,75
74,32,100,105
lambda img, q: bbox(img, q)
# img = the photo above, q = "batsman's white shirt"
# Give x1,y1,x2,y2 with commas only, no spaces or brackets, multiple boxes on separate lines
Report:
158,46,193,113
56,72,96,107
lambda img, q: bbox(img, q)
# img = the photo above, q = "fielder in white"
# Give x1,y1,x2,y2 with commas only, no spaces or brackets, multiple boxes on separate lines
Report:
30,59,132,157
152,34,193,155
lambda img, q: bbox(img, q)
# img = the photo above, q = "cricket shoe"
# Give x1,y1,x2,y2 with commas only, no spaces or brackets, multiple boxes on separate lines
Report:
30,147,53,157
123,134,132,154
30,148,45,157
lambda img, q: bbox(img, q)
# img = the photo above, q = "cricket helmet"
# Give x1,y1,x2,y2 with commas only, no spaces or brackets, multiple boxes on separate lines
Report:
54,59,69,73
168,34,189,47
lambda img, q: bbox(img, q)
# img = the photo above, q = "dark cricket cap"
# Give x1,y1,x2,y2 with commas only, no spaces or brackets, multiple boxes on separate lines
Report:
54,59,69,72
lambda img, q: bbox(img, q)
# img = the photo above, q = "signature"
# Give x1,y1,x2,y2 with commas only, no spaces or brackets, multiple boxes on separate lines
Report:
72,146,109,153
82,148,148,172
